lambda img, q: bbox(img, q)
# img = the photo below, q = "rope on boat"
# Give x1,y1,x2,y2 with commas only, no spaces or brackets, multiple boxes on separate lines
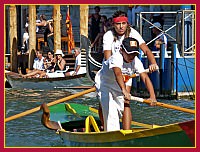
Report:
183,57,195,97
88,58,102,68
88,55,102,67
177,64,195,99
88,46,102,67
88,48,102,68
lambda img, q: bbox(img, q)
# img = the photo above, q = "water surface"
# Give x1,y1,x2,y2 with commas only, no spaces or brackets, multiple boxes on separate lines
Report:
5,88,195,147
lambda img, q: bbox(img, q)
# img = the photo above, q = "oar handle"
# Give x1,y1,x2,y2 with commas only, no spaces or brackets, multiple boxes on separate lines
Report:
130,96,195,114
129,66,159,79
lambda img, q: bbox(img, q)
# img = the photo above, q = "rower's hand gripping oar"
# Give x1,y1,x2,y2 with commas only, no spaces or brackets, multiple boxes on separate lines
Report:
5,66,158,123
130,96,195,114
123,66,159,82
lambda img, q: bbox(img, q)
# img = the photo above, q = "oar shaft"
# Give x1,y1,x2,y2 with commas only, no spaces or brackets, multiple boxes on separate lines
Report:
54,86,93,89
130,96,195,114
5,107,40,122
47,87,96,107
5,87,96,122
143,99,195,114
129,66,159,79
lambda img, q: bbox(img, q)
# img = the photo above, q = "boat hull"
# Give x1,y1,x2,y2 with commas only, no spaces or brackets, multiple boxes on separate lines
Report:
58,120,194,147
5,71,91,89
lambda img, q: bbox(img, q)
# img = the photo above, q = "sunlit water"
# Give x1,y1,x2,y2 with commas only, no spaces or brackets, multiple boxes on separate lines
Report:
5,88,195,147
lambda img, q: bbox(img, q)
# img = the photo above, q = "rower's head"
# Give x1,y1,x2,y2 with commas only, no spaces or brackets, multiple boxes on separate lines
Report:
73,47,81,57
36,50,43,59
112,10,129,36
94,6,100,14
47,51,54,60
120,37,140,63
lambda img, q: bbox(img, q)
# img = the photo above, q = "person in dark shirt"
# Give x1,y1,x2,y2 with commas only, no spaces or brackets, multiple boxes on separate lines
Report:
89,6,101,43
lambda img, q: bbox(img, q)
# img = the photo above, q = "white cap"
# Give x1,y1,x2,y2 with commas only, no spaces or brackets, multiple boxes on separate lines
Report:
54,49,64,57
149,22,162,29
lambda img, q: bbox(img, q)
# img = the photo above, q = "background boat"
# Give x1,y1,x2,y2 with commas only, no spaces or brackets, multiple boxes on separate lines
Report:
5,71,90,89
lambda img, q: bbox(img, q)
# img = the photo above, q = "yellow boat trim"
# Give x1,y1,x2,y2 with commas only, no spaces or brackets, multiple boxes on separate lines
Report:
65,103,81,118
89,107,98,114
85,115,100,133
59,123,183,143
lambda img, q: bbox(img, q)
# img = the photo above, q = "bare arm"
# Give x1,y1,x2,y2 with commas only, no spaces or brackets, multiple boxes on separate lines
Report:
140,43,158,72
104,50,112,60
48,22,53,33
58,60,66,71
73,65,81,75
36,21,45,26
140,72,157,105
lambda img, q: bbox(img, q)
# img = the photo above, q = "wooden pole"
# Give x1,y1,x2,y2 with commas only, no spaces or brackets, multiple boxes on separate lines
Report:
130,96,195,114
28,5,36,69
9,5,18,72
80,5,88,37
53,5,61,52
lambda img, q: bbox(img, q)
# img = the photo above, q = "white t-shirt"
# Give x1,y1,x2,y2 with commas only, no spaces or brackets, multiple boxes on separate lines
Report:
70,53,86,75
103,28,145,55
74,53,82,70
33,57,44,70
95,51,145,92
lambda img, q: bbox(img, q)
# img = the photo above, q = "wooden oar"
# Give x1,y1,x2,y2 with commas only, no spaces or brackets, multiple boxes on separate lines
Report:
54,86,93,89
130,96,195,114
5,87,96,122
123,66,159,82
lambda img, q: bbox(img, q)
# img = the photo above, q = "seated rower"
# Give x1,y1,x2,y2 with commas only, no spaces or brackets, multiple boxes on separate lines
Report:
21,50,45,78
65,47,86,76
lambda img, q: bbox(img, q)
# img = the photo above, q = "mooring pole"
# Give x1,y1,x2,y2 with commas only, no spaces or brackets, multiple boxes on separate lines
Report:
159,43,165,95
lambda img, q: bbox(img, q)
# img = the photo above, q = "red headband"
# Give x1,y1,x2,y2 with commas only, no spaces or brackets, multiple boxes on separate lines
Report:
113,16,128,23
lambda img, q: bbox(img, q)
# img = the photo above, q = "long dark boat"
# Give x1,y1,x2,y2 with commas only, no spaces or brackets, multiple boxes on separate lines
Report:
40,102,195,147
5,70,90,89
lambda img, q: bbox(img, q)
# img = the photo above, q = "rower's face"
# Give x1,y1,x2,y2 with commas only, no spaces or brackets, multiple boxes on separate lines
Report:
121,50,138,63
113,21,128,35
74,49,80,57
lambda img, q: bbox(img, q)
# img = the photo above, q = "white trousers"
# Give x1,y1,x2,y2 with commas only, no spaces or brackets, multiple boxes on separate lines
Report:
99,88,124,131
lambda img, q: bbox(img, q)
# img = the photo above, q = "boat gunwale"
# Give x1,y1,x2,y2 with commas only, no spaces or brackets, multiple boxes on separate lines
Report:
5,72,86,82
58,119,194,145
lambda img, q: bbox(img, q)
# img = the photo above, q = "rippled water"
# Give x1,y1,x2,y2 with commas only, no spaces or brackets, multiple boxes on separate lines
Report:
5,88,195,147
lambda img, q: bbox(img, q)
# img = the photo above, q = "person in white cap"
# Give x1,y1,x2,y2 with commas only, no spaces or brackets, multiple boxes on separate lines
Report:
150,22,168,57
53,49,66,72
95,37,157,131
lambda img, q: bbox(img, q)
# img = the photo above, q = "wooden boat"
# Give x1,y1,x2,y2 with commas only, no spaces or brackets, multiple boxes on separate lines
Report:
5,36,96,90
41,102,195,147
5,71,91,89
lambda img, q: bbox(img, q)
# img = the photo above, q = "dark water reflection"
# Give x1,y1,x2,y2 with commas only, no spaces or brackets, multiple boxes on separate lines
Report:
5,88,195,147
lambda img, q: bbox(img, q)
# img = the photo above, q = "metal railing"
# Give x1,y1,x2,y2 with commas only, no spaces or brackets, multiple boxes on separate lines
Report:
136,10,195,57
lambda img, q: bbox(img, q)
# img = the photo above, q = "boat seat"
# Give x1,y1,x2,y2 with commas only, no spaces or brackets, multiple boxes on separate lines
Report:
53,66,69,73
46,66,69,78
85,115,100,133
